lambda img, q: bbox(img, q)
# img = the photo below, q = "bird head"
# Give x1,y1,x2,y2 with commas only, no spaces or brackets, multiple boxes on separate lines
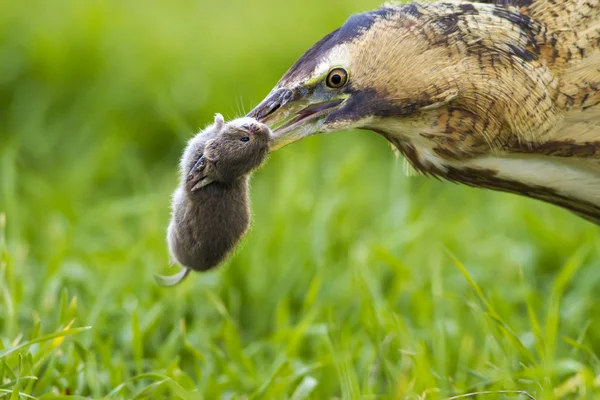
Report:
248,5,465,150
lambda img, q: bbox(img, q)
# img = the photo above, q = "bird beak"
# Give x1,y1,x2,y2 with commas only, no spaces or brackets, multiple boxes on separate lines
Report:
248,88,344,151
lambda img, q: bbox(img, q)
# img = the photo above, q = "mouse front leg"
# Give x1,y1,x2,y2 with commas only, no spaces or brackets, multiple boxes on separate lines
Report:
186,140,218,191
187,166,215,191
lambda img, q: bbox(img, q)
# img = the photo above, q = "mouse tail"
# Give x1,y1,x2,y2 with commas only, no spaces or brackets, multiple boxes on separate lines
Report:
154,268,191,287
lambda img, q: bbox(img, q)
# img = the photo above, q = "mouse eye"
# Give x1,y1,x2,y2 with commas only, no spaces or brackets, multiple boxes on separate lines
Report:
240,136,250,142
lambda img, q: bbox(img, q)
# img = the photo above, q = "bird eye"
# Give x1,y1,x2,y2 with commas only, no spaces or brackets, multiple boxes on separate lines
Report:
240,136,250,142
326,68,348,88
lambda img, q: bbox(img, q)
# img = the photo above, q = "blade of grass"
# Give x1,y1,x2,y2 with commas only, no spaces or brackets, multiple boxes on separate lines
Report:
0,328,91,359
290,376,318,400
544,250,588,365
446,390,535,399
106,373,193,399
1,388,37,400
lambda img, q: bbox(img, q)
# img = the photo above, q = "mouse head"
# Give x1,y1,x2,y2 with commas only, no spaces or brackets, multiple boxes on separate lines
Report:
218,117,270,148
208,116,271,181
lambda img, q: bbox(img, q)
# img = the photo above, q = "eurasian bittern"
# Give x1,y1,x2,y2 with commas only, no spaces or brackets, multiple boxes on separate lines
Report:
248,0,600,225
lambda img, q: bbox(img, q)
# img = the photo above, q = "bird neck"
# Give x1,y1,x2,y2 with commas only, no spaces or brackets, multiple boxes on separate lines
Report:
373,124,600,225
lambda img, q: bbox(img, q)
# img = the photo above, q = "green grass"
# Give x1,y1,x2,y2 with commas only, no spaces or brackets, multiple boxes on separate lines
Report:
1,0,600,398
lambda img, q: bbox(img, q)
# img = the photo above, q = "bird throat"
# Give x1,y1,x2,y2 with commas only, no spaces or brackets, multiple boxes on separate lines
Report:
375,128,600,226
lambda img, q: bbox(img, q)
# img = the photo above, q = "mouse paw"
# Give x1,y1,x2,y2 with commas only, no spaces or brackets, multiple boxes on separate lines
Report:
186,173,214,192
186,156,215,192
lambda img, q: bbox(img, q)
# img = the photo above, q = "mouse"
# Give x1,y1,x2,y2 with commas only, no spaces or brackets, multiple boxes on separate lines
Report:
155,113,270,286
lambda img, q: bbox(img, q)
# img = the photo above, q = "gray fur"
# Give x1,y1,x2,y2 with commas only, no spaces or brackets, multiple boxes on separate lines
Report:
155,114,270,286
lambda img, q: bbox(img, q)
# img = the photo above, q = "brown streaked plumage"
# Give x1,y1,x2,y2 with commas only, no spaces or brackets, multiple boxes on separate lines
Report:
249,0,600,225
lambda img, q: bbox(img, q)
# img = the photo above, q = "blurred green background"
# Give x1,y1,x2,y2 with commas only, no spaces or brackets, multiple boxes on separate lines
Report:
1,0,599,398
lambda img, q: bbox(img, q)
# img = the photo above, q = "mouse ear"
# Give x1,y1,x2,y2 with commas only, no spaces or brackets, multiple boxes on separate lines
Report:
214,113,225,132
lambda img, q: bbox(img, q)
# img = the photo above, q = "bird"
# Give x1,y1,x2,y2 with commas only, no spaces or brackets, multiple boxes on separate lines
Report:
247,0,600,225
